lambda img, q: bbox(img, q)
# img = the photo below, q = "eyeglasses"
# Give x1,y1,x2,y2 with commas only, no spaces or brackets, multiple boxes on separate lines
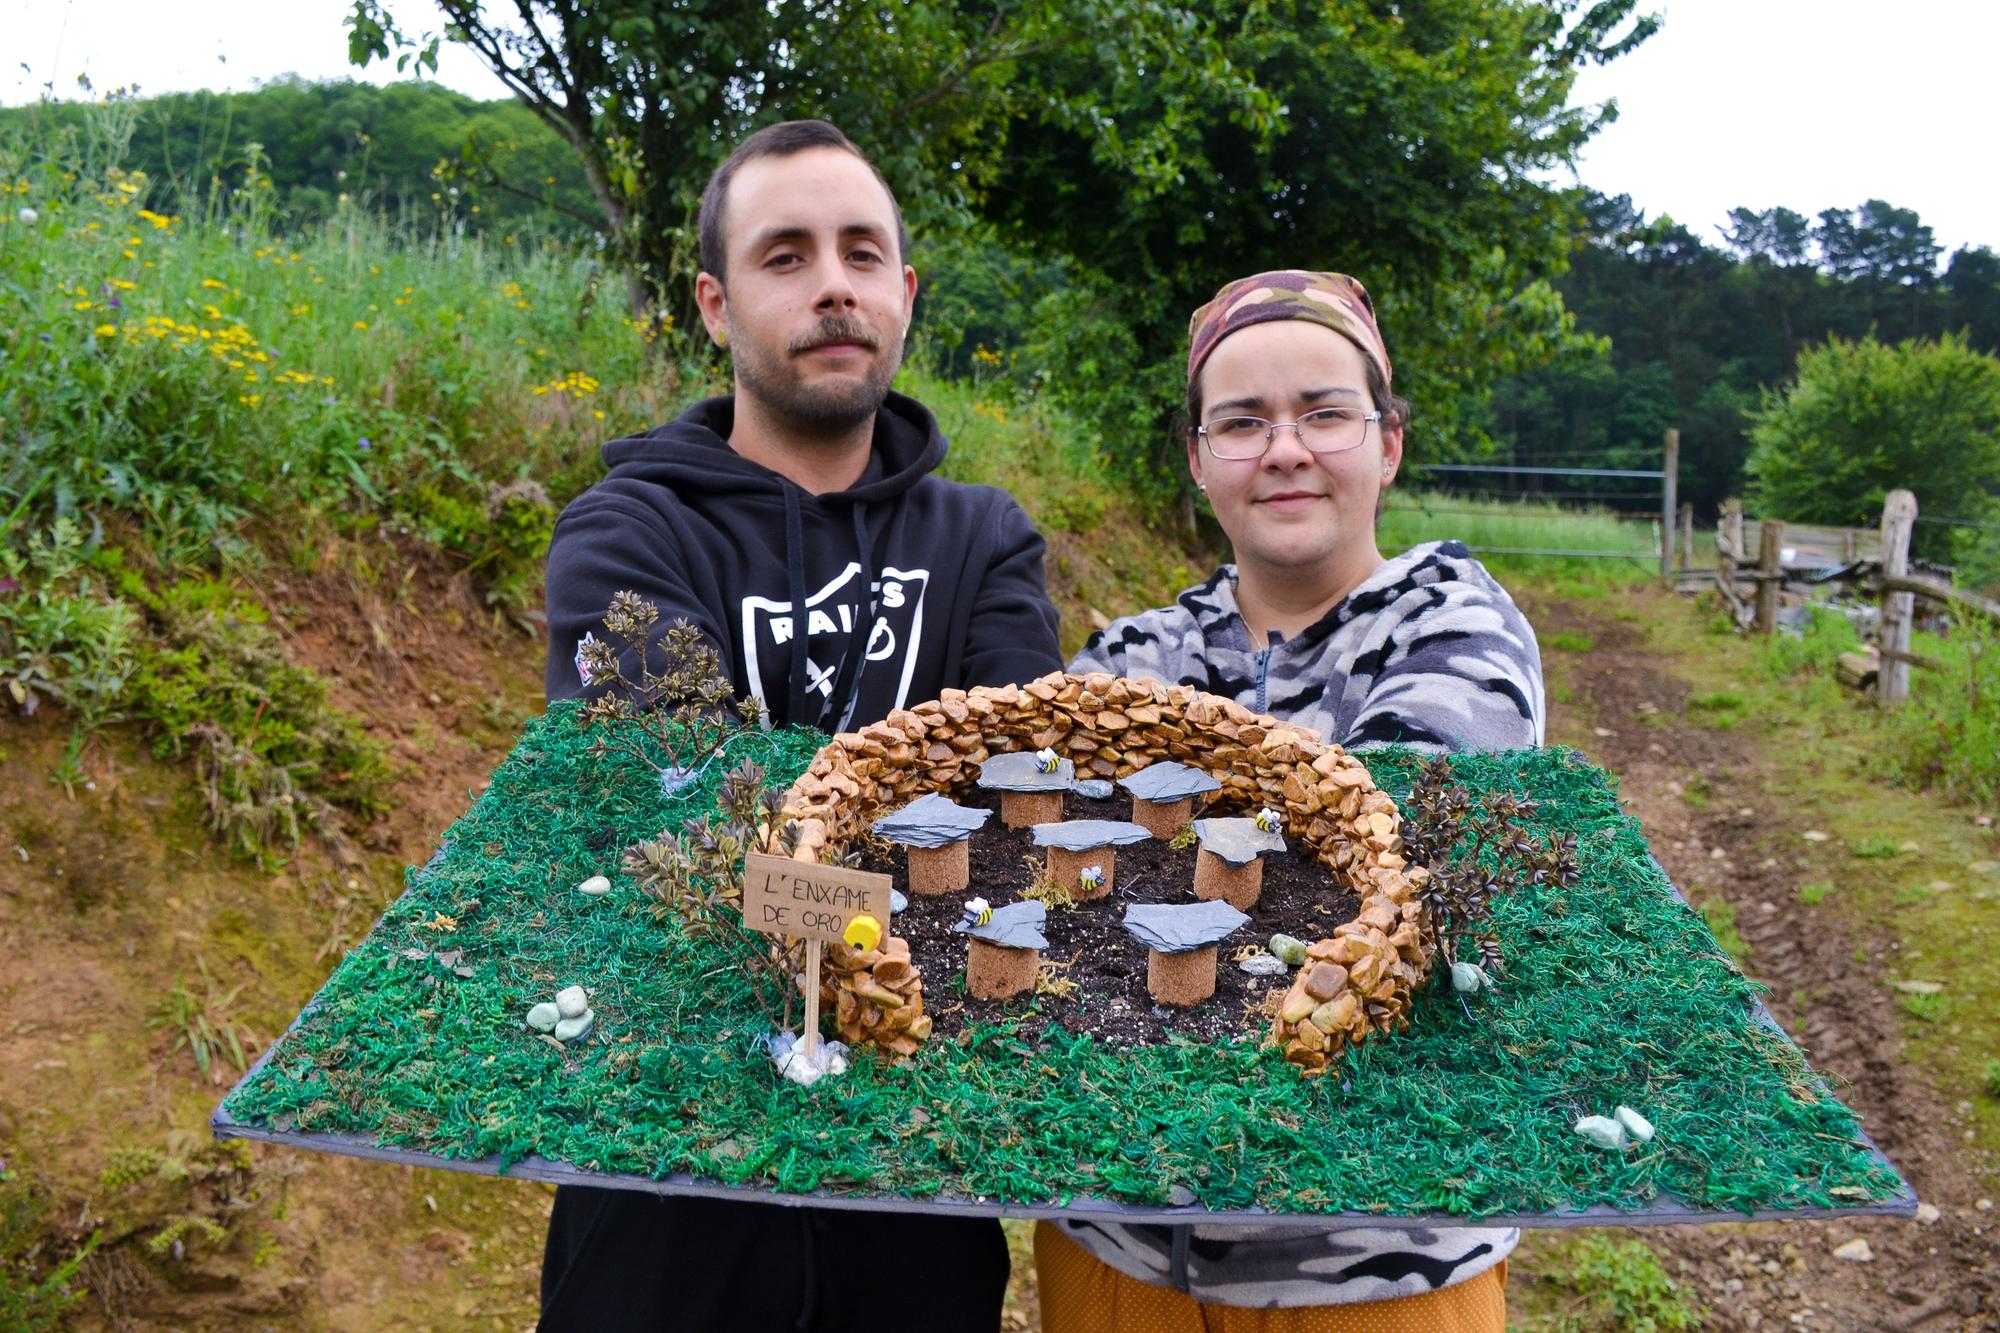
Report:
1197,407,1382,460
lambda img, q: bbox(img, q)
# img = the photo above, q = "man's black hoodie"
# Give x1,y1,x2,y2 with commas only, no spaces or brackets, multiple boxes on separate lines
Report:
544,390,1062,727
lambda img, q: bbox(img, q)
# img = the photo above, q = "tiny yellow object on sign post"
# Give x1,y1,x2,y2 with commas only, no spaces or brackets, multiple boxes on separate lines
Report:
843,914,882,951
740,853,894,1062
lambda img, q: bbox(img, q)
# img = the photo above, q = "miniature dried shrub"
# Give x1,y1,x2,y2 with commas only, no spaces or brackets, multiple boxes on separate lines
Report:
1401,755,1579,982
578,591,765,782
624,759,805,1033
1018,854,1080,911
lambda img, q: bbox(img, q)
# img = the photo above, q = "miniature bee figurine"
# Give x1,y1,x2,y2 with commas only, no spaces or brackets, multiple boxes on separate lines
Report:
1033,747,1060,774
960,896,994,928
1078,865,1105,894
1254,807,1282,833
843,913,883,951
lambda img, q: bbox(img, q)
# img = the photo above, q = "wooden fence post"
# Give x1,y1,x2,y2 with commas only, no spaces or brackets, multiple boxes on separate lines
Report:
1679,503,1694,573
1841,528,1858,563
1878,489,1918,706
1660,428,1679,579
1716,499,1743,621
1756,518,1785,635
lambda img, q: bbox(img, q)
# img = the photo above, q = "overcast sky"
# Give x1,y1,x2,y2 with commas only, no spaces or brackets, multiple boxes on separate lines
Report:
7,0,1995,257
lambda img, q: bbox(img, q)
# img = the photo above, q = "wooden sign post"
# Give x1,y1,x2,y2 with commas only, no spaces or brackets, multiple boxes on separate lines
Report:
741,853,892,1060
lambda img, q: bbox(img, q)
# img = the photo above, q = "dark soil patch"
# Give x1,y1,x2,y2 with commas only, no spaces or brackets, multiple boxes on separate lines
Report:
854,786,1362,1047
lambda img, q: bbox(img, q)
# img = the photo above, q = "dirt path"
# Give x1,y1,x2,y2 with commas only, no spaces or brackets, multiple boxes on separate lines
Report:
1516,584,1998,1331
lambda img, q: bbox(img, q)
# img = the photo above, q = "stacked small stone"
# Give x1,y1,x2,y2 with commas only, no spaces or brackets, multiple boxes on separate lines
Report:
775,672,1433,1062
817,934,931,1057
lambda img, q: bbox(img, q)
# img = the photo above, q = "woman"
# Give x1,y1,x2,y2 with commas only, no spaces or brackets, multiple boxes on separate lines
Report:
1040,270,1542,1331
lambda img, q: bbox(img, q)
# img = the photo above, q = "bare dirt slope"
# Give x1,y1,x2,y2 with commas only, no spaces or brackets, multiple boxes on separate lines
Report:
1512,582,1998,1332
1,547,555,1331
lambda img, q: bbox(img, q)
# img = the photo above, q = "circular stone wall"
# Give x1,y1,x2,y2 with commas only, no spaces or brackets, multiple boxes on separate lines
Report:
779,671,1434,1072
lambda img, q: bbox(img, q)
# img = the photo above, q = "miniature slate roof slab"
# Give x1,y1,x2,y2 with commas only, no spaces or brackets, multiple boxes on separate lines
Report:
952,899,1049,950
1118,760,1223,802
1029,819,1154,851
1123,900,1253,953
976,750,1075,792
212,707,1914,1230
1192,816,1287,865
872,793,992,847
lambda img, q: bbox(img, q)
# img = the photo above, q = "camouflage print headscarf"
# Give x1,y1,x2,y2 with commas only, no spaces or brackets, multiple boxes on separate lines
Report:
1186,270,1391,391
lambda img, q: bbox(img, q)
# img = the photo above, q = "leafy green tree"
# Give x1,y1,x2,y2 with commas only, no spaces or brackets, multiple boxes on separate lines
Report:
1744,334,2000,560
980,0,1657,480
346,0,1275,322
1946,246,2000,351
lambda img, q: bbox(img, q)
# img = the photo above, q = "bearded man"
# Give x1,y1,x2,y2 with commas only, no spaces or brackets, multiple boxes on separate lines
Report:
538,119,1062,1331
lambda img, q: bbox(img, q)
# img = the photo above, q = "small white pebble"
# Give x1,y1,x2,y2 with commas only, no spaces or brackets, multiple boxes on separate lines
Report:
1830,1238,1873,1262
1978,1198,1994,1211
556,985,589,1019
1614,1105,1656,1143
1915,1202,1941,1225
1574,1115,1628,1151
577,875,611,897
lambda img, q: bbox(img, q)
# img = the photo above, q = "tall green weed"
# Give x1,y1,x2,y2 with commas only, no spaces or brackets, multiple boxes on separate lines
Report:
1889,614,2000,806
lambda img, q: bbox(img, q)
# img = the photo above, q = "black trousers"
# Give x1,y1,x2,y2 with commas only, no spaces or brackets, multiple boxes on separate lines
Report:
538,1184,1010,1332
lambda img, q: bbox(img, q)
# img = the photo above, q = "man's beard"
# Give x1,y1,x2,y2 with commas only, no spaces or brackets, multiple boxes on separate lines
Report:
732,313,903,438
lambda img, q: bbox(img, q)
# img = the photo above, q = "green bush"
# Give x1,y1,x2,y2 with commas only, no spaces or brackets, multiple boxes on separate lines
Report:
1887,614,2000,806
0,519,140,729
1745,334,2000,566
1533,1234,1703,1332
106,559,390,856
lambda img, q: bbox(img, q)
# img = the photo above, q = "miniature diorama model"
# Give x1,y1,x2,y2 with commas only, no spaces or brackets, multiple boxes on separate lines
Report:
872,793,992,895
1122,899,1252,1005
1118,759,1221,837
953,898,1048,999
1028,818,1151,899
976,747,1075,827
1190,810,1287,909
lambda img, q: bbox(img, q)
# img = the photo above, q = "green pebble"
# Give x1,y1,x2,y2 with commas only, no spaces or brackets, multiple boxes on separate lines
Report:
1268,933,1308,966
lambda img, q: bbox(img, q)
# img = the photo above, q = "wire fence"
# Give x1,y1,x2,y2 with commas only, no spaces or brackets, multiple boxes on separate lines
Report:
1396,450,1674,566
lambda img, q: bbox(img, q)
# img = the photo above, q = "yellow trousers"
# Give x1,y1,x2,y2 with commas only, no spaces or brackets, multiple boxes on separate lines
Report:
1034,1222,1507,1333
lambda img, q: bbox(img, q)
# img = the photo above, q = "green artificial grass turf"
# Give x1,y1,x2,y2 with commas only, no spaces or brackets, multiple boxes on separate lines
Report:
221,704,1902,1218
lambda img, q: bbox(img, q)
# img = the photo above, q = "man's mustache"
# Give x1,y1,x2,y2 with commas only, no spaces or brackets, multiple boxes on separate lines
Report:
790,317,880,354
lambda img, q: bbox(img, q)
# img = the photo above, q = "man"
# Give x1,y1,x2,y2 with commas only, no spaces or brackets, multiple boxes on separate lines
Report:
538,120,1063,1330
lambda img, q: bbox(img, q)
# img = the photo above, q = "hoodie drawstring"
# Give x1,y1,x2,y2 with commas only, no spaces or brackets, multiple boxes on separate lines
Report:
821,501,880,733
782,487,812,726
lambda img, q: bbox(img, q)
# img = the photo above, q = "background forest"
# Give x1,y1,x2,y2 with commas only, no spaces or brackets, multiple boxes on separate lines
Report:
10,73,1998,534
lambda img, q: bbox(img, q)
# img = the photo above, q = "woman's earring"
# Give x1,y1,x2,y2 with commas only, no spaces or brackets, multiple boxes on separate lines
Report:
1197,482,1207,493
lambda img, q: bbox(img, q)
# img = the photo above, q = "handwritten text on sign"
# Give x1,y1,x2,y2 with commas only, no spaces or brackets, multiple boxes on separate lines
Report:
741,853,892,945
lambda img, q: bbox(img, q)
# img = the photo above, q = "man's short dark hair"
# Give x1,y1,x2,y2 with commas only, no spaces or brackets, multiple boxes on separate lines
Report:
697,120,910,281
